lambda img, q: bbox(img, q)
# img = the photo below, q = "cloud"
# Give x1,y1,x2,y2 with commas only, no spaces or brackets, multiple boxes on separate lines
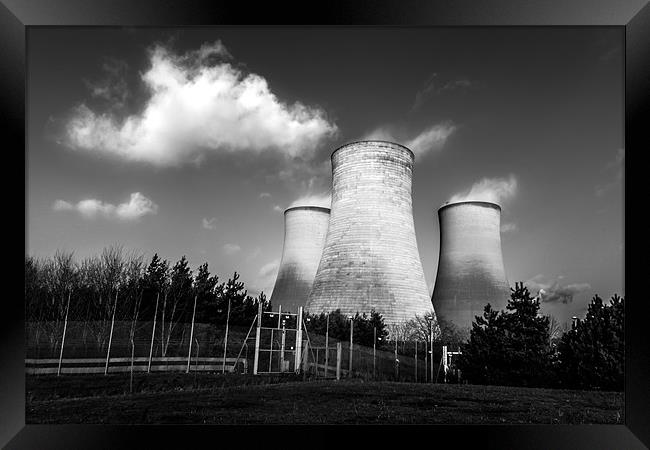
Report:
250,259,280,296
405,123,457,157
412,73,479,110
595,148,624,197
273,205,283,213
259,192,271,199
83,58,130,109
52,192,158,221
62,41,338,166
202,217,217,230
449,174,518,205
223,243,241,255
288,192,332,209
246,247,262,261
500,222,518,233
525,275,591,304
363,122,456,159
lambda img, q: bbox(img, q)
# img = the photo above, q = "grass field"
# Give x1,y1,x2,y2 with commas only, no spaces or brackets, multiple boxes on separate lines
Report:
26,373,623,424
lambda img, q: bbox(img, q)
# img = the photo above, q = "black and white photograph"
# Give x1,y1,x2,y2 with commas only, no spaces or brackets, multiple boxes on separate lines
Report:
5,0,645,441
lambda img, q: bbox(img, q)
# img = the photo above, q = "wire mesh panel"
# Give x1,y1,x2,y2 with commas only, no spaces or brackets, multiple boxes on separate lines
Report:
253,308,302,374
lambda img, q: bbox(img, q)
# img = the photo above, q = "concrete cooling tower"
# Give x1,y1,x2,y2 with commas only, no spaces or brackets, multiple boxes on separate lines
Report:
306,141,434,326
432,201,511,331
269,206,330,313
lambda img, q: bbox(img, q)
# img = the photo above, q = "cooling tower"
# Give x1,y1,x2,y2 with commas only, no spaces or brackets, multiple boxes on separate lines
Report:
269,206,330,313
306,141,434,326
432,201,511,331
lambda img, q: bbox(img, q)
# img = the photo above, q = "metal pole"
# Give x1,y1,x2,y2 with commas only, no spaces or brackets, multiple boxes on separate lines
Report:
104,287,119,376
430,326,434,384
130,339,135,393
324,313,329,377
222,297,231,374
425,340,428,383
414,340,418,383
253,299,262,375
186,295,197,374
336,342,342,381
295,307,303,374
394,338,398,380
280,320,286,373
57,290,72,377
442,345,448,383
147,292,160,373
348,317,353,376
373,327,376,379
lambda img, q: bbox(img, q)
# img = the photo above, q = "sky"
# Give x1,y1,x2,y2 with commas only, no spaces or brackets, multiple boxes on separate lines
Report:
26,27,624,326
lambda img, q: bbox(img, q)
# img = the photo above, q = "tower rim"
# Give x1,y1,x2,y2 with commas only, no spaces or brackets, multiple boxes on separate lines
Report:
330,140,415,161
284,205,331,214
438,200,502,212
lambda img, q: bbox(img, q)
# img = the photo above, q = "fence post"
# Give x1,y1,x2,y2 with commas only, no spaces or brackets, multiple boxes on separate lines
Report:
222,297,231,374
424,340,428,383
430,327,434,384
442,345,448,383
301,339,309,380
324,313,329,377
336,342,342,381
253,299,262,375
105,287,119,376
373,326,376,380
348,318,353,377
187,295,197,374
414,340,418,383
295,307,303,374
147,292,160,374
394,338,398,380
280,321,286,373
57,290,72,377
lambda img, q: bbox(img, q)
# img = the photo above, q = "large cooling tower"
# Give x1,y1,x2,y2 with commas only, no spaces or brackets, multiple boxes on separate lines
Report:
306,141,433,326
269,206,330,313
432,201,511,331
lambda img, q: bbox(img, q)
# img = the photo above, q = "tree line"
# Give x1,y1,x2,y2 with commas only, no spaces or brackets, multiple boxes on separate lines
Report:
456,282,624,391
25,246,271,336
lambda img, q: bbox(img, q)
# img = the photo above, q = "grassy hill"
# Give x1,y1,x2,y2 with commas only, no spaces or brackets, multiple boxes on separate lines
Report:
26,374,623,424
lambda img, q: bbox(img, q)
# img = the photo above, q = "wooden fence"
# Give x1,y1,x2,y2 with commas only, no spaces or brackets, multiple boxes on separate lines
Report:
25,356,247,375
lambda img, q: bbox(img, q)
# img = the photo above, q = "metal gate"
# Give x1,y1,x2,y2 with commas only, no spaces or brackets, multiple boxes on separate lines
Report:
253,304,303,374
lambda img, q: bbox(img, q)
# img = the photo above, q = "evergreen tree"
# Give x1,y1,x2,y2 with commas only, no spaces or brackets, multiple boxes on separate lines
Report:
193,262,220,324
557,294,624,391
456,282,554,387
140,253,170,321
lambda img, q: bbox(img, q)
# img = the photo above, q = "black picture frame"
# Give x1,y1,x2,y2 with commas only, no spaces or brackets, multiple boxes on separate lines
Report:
4,0,647,448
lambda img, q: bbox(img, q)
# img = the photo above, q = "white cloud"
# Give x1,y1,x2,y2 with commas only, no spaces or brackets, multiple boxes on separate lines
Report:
223,243,241,255
596,148,624,197
525,274,591,304
250,259,281,296
288,192,332,209
202,217,217,230
52,192,158,221
83,58,130,109
412,74,479,110
449,174,518,205
500,222,518,233
259,192,271,199
246,247,262,261
405,123,457,157
273,205,283,212
363,122,456,159
63,41,338,166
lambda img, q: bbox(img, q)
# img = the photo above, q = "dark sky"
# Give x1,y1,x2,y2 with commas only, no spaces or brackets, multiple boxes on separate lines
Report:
27,27,624,325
